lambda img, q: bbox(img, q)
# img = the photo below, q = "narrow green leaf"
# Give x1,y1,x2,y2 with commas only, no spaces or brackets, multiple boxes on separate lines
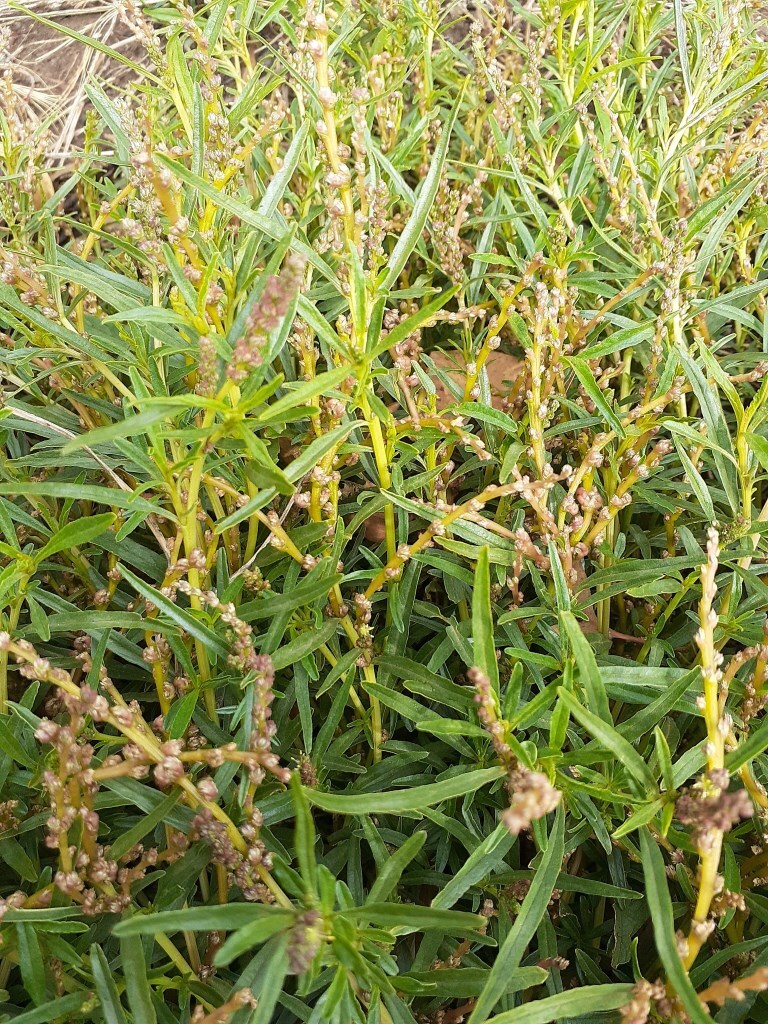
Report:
257,366,351,424
432,824,515,910
611,799,664,839
257,121,310,219
119,564,228,659
367,831,427,904
726,714,768,772
90,944,128,1024
16,923,47,1006
36,513,115,560
580,321,654,359
674,440,716,520
473,547,499,691
484,983,635,1024
400,966,547,999
110,790,182,862
747,432,768,475
559,612,611,723
557,689,657,796
2,994,89,1024
120,935,157,1024
250,934,291,1024
291,775,317,894
673,0,693,100
164,690,199,741
338,903,486,935
565,357,626,437
639,829,711,1024
0,482,162,516
469,805,565,1023
62,410,183,453
380,86,465,292
369,287,460,358
114,904,289,937
548,541,570,615
271,620,339,671
213,913,295,966
0,717,37,768
305,766,505,815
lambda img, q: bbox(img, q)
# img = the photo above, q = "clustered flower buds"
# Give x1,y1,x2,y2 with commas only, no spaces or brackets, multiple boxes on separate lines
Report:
0,890,36,925
502,768,562,836
471,667,561,835
229,254,306,381
1,605,290,909
190,988,257,1024
191,806,272,903
160,575,291,787
696,966,768,1009
619,979,673,1024
676,770,753,850
31,684,187,914
286,909,323,974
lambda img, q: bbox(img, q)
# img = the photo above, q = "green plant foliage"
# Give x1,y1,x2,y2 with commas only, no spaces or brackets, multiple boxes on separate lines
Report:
1,0,768,1022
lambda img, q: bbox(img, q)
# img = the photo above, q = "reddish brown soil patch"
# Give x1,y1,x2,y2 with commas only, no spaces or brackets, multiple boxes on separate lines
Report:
430,349,523,410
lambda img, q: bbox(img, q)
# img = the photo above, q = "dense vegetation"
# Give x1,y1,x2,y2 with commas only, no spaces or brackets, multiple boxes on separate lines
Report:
1,0,768,1021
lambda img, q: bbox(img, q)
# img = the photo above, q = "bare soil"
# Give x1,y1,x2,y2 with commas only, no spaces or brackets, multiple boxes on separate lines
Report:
430,349,523,410
1,1,144,159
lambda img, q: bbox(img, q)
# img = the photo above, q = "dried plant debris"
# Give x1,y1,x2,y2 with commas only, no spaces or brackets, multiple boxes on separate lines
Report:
2,1,768,1023
0,0,148,161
